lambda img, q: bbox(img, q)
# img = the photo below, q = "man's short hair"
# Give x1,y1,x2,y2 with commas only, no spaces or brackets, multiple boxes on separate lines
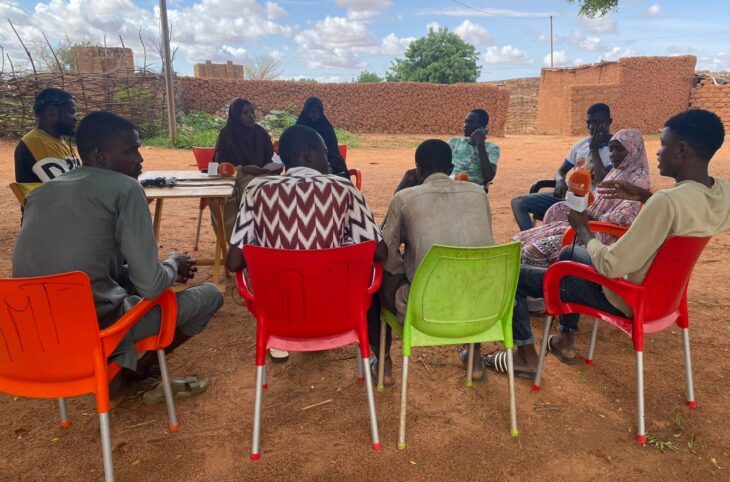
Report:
33,88,74,115
586,103,611,117
470,108,489,127
278,125,323,168
665,109,725,161
75,111,137,160
415,139,453,173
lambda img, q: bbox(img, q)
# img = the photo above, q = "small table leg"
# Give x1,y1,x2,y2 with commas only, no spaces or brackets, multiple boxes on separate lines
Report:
153,199,164,242
209,198,228,285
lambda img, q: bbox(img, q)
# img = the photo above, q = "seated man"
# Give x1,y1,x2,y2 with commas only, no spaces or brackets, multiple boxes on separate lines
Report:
484,109,729,377
226,124,385,362
15,88,81,196
510,102,613,231
449,108,500,190
370,139,495,384
13,111,223,395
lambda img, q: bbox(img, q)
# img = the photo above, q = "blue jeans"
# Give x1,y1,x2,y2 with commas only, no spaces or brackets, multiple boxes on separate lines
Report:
512,246,626,346
511,192,563,231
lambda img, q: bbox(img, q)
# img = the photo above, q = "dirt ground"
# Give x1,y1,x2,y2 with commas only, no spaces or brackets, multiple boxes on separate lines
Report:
1,133,729,481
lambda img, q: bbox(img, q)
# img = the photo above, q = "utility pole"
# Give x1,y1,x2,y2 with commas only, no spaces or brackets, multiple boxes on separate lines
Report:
550,15,554,68
159,0,177,143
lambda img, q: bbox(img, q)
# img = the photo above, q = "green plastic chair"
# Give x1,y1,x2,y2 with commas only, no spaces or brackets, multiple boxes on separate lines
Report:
378,242,521,449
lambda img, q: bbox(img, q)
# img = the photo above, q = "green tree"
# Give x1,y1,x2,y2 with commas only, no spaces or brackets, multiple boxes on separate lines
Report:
568,0,619,17
386,27,480,84
354,70,383,83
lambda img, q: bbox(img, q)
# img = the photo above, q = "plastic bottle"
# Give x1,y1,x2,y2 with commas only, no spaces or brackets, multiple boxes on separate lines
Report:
565,158,594,212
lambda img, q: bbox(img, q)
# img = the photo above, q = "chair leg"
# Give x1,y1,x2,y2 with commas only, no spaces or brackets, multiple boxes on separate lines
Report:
398,355,410,450
682,328,696,408
466,343,475,388
58,398,71,428
156,350,179,432
635,351,646,444
377,320,386,392
361,354,381,452
193,207,203,251
585,319,599,366
251,365,265,461
532,316,553,391
99,412,115,482
356,344,364,382
506,349,519,437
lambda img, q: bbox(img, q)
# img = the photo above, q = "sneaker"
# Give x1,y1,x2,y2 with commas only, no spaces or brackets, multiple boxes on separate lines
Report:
269,348,289,363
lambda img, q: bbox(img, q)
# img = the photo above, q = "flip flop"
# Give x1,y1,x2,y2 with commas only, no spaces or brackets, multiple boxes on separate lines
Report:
269,348,289,363
547,335,578,365
142,376,210,406
483,351,536,380
459,348,486,382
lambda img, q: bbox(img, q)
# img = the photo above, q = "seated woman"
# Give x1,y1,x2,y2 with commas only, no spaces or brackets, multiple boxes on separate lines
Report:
213,98,279,240
295,97,349,178
514,128,651,267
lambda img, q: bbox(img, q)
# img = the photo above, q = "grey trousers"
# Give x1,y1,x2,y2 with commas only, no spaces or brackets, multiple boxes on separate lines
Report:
110,283,224,370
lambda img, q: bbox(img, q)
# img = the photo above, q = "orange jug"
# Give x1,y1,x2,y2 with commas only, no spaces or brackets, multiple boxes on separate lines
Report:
565,159,594,212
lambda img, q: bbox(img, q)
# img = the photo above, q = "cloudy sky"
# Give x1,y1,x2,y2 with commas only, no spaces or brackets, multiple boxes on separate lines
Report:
2,0,729,81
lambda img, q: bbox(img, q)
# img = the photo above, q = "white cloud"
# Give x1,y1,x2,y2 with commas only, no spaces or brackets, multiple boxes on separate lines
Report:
580,15,617,34
266,1,287,19
417,7,551,18
483,45,532,65
645,4,661,16
454,20,493,46
543,50,569,67
426,21,441,32
572,32,602,51
698,52,730,71
379,33,415,55
335,0,392,20
573,57,586,66
597,46,633,62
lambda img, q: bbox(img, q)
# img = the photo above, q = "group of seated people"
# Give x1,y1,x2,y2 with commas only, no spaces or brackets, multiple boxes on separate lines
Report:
11,88,730,404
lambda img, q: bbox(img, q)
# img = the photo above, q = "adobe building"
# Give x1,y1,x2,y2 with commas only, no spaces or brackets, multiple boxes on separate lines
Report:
193,61,244,80
72,47,134,74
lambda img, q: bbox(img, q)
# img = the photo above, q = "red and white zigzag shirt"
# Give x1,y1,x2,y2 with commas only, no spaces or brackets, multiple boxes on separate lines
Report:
230,166,382,250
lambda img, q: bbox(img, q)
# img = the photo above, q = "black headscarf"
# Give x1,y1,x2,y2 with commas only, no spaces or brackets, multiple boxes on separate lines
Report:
295,97,348,175
214,98,273,168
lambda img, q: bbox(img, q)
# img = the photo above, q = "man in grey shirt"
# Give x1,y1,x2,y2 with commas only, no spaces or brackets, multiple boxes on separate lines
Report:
13,111,223,388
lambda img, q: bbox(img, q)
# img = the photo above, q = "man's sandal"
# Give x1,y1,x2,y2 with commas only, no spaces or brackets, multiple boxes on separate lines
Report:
459,348,487,382
483,351,536,380
142,376,210,406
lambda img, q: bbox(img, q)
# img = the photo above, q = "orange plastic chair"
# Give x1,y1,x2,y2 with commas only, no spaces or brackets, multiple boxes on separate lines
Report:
561,221,629,247
0,272,180,482
191,147,217,251
534,236,711,443
236,241,383,460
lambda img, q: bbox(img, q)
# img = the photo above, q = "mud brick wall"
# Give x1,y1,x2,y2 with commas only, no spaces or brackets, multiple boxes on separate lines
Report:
690,80,730,134
537,56,697,136
487,77,540,134
72,47,134,74
193,61,244,80
177,78,509,135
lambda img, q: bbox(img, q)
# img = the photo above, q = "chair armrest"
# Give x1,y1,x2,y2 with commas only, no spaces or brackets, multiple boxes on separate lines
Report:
543,261,644,316
99,289,177,356
348,168,362,190
368,262,383,295
529,179,556,194
561,221,629,246
236,270,255,304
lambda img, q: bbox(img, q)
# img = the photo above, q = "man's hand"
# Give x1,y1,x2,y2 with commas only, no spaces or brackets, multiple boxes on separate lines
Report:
171,251,197,283
568,209,594,244
597,180,652,203
554,179,568,198
589,123,610,150
470,127,487,147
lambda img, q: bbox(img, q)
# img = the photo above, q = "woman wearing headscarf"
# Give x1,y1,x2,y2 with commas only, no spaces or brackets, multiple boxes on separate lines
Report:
295,97,349,177
213,98,279,240
513,128,651,267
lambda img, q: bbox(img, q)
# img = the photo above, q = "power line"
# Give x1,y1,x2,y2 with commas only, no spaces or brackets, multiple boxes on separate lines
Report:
446,0,551,20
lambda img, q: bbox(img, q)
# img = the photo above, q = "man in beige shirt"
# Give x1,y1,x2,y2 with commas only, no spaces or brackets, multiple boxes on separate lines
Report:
369,139,494,384
485,109,729,378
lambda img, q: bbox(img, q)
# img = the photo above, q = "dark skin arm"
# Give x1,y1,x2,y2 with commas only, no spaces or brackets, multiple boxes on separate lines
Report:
597,180,653,204
554,160,573,198
226,241,387,273
170,252,198,283
471,128,496,185
568,209,595,245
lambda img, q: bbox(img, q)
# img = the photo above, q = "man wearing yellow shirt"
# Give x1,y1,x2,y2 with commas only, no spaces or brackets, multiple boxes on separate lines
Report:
484,109,729,378
14,88,81,196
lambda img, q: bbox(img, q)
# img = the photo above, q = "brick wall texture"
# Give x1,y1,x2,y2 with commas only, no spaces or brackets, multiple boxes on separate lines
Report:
486,77,539,134
72,47,134,74
177,78,509,135
689,79,730,134
536,55,697,136
193,61,244,80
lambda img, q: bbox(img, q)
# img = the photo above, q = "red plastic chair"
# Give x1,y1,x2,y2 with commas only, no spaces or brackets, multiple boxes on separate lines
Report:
533,236,711,443
192,147,217,251
338,144,348,160
0,272,180,481
561,221,629,247
348,168,362,190
235,241,383,460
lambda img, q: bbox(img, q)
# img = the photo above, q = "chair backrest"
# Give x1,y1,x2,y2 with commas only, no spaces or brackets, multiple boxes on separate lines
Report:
192,146,216,171
640,236,710,321
8,183,26,207
402,243,521,354
338,145,348,160
243,242,377,355
0,272,102,398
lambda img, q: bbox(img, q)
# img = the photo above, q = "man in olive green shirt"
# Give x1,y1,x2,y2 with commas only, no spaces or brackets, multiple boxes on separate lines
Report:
484,109,729,377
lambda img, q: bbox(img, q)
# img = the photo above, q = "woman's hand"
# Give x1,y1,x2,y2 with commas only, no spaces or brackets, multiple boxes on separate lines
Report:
597,180,652,203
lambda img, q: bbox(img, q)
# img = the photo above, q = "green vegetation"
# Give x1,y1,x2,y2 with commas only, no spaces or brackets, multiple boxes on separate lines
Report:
386,27,480,84
354,70,383,83
567,0,619,17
